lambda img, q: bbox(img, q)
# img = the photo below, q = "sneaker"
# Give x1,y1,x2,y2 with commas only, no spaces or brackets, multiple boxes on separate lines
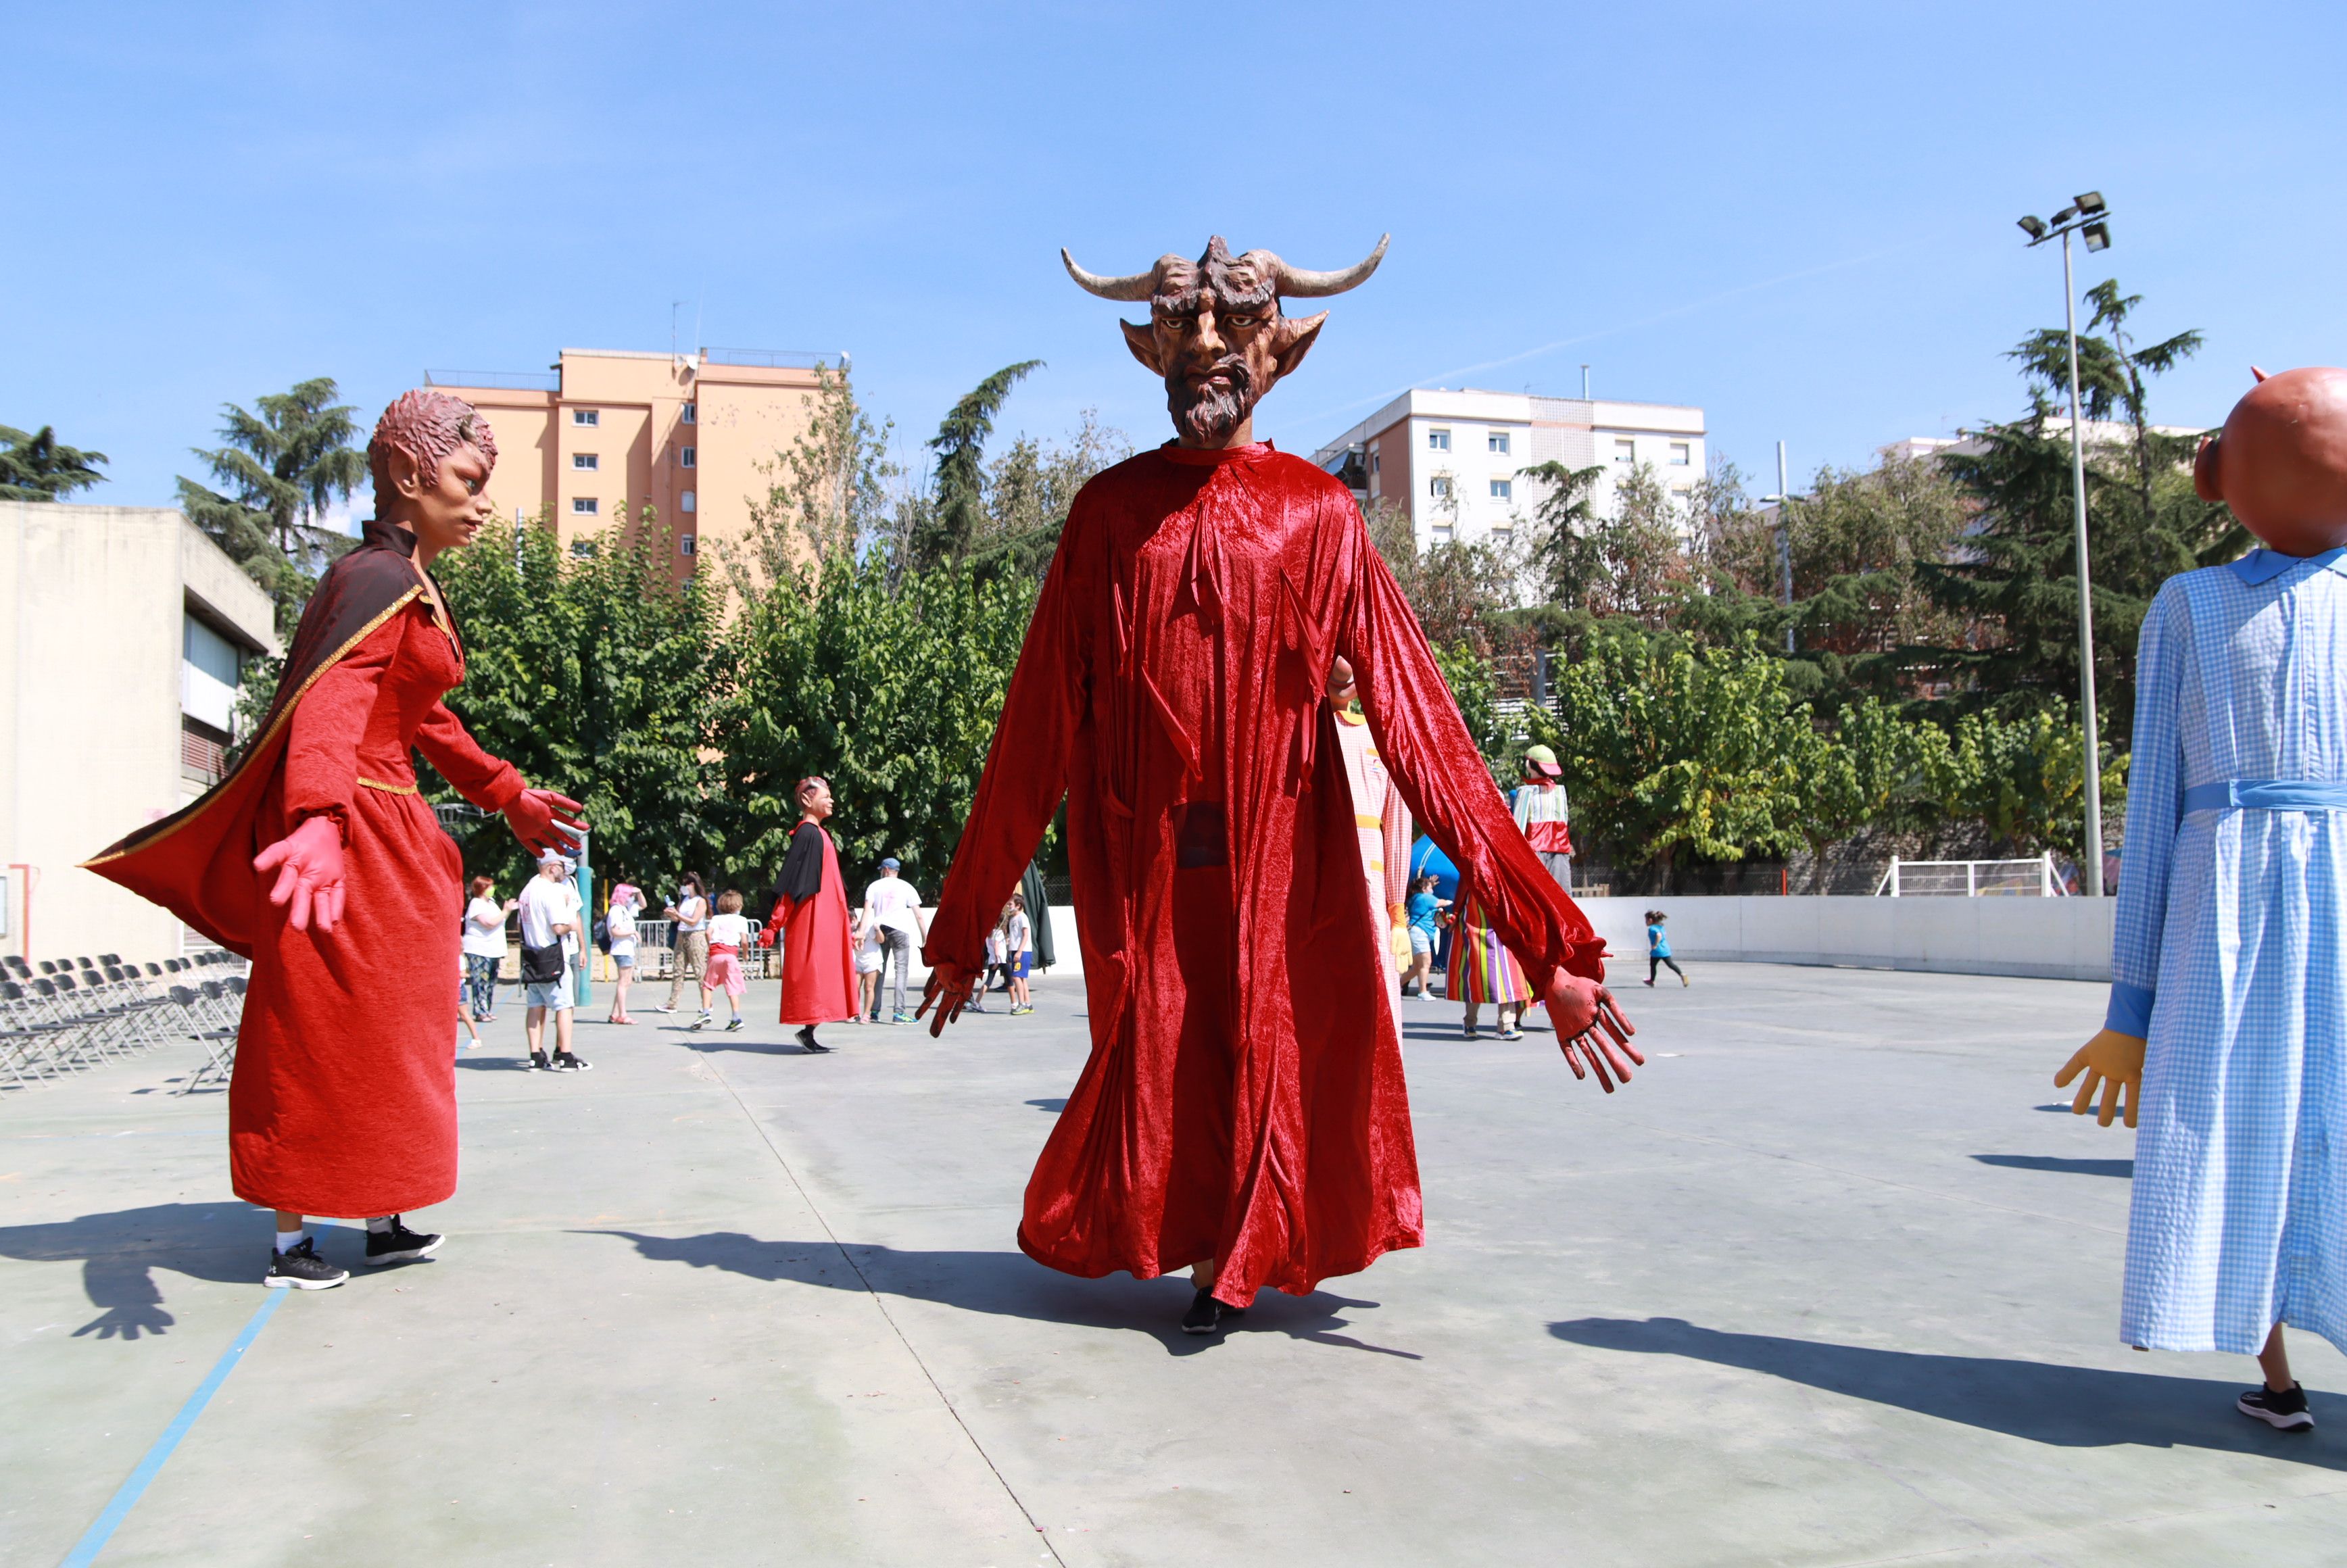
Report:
1180,1289,1228,1335
264,1237,348,1290
652,1004,677,1013
1641,978,1655,987
363,1218,443,1267
725,1017,744,1032
965,1001,987,1013
1463,1024,1482,1039
1681,973,1691,987
796,1026,831,1054
528,1050,552,1071
1498,1027,1525,1041
550,1052,593,1073
1014,1004,1035,1016
690,1015,708,1031
2239,1381,2315,1431
892,1011,916,1025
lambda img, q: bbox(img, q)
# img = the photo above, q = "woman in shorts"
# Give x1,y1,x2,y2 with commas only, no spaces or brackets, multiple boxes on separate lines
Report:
604,883,642,1023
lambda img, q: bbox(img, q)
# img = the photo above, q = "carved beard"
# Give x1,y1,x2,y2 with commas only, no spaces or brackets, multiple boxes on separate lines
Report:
1167,355,1258,444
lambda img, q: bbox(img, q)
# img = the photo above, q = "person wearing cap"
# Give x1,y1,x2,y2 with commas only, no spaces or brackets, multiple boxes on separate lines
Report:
518,849,590,1073
1511,743,1574,893
863,855,928,1025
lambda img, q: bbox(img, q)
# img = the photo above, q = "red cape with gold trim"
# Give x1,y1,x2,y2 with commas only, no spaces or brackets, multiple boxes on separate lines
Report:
82,522,439,957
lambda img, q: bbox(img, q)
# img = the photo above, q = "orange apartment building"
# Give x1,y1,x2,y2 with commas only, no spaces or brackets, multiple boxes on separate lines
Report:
427,347,844,581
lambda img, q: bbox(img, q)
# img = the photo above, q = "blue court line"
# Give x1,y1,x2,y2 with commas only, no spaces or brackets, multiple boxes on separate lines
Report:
57,1281,292,1566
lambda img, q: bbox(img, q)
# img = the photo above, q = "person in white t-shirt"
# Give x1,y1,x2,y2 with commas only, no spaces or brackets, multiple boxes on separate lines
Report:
862,858,927,1024
518,852,590,1073
604,883,642,1025
700,890,752,1033
462,875,516,1022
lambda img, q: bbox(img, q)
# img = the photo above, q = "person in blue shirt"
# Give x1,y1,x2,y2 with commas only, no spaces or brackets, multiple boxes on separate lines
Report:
1403,873,1448,999
1643,910,1687,987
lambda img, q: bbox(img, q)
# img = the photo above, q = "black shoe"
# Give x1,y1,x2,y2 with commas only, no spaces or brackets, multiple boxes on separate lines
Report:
725,1017,744,1032
550,1051,592,1073
1181,1289,1229,1335
264,1237,348,1290
2240,1381,2316,1431
363,1217,443,1267
797,1026,831,1054
528,1050,551,1072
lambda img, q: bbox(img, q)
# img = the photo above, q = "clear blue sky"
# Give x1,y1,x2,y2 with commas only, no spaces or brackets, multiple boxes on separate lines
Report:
6,1,2341,513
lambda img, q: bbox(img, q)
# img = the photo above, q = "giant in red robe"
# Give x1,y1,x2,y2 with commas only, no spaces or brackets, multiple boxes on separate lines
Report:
773,818,857,1025
85,524,527,1217
924,443,1607,1305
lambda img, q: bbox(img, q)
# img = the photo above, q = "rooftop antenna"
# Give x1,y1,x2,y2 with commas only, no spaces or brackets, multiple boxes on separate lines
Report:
671,301,683,361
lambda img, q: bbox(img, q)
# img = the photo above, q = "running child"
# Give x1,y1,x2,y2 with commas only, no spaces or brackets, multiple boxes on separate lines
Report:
1644,909,1688,987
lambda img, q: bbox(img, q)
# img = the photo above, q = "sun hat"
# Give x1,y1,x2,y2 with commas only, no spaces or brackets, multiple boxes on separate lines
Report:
1523,743,1562,777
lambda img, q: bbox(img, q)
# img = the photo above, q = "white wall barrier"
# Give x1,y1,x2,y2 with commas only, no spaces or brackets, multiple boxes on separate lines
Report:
1575,895,2115,983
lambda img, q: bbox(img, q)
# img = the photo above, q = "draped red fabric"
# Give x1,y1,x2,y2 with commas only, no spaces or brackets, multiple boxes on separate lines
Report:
777,825,857,1025
925,443,1613,1305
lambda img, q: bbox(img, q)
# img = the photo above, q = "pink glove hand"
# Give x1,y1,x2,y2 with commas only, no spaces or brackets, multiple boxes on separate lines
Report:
253,816,347,935
1545,971,1643,1092
918,960,980,1037
502,788,587,857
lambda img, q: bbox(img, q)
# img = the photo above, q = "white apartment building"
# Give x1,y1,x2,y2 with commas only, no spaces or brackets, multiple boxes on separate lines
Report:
1311,388,1707,550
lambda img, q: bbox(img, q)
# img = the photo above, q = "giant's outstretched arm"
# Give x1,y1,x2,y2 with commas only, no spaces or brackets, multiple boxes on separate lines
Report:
919,517,1088,1033
416,699,583,857
1341,520,1638,1087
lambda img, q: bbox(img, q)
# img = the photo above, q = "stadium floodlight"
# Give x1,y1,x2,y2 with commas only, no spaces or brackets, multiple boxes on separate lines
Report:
2015,189,2118,894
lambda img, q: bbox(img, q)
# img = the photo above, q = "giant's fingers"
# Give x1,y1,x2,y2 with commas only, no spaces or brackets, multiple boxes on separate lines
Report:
2070,1069,2103,1117
266,859,301,909
2096,1074,2122,1128
1595,1033,1639,1082
2123,1079,2139,1130
2054,1046,2091,1089
286,876,313,933
253,840,290,876
1557,1035,1588,1080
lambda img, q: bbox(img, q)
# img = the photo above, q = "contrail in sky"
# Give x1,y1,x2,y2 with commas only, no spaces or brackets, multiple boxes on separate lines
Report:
1287,240,1922,433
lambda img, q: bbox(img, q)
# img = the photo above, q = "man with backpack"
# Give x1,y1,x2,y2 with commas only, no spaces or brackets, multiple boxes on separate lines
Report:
518,850,590,1073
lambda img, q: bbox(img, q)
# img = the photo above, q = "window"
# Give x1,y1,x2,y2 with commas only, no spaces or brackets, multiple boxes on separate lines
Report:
1491,524,1513,545
573,409,599,427
679,534,697,557
1429,476,1453,500
1489,479,1511,500
1428,428,1451,451
570,539,595,558
679,490,696,514
572,497,598,516
1614,439,1635,464
1431,521,1454,543
679,446,696,469
1487,431,1510,454
1370,450,1380,474
680,402,696,425
1669,442,1691,466
573,452,598,471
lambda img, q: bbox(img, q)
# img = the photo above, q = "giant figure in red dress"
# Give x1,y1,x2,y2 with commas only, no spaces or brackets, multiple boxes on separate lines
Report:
85,390,583,1289
919,235,1639,1333
771,776,858,1054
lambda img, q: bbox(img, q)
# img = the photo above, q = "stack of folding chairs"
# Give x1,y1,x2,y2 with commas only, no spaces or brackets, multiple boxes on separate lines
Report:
0,950,249,1094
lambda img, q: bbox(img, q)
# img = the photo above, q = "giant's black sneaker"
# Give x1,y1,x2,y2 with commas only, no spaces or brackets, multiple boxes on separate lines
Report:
264,1237,348,1290
364,1217,443,1267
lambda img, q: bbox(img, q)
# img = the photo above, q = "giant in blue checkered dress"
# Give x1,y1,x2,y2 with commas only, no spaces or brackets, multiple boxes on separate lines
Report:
2108,547,2347,1355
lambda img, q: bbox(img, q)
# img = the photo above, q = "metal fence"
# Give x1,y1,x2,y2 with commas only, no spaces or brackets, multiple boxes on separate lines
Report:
1874,854,2068,898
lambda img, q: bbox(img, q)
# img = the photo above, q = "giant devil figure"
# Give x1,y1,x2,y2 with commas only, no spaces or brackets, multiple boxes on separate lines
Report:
2059,365,2347,1431
86,391,584,1290
918,235,1640,1333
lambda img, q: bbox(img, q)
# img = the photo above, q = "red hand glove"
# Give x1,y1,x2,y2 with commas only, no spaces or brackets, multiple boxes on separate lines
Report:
503,788,587,858
253,815,347,934
917,959,981,1037
1544,971,1643,1092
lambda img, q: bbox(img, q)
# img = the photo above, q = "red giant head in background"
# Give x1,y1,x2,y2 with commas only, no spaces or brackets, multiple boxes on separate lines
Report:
2194,366,2347,558
1062,234,1388,446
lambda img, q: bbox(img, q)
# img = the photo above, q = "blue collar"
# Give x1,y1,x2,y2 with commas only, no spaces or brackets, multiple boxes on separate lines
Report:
2229,547,2347,585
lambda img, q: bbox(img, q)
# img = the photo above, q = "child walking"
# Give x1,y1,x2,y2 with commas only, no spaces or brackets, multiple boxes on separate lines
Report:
1005,893,1035,1016
699,890,752,1031
1644,910,1689,987
969,918,1007,1013
850,906,882,1023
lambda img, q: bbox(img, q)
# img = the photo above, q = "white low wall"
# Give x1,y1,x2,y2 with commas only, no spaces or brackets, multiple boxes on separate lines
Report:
1576,895,2115,983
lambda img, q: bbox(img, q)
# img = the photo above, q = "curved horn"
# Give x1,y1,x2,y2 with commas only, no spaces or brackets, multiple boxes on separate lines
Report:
1061,248,1157,301
1268,233,1390,297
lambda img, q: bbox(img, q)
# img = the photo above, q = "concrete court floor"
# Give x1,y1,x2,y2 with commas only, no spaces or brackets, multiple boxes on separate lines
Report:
4,962,2345,1567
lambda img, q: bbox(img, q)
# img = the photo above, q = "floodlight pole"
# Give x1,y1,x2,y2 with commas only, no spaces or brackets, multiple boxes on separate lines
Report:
2058,228,2106,897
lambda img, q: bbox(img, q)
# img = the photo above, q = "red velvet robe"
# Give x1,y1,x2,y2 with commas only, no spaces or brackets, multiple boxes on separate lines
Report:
775,820,857,1025
925,442,1608,1304
87,530,525,1217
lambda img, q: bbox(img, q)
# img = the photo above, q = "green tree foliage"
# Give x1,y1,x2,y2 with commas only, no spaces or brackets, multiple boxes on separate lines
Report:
965,410,1134,583
428,509,731,896
177,377,368,634
732,364,903,579
1431,640,1507,787
0,424,108,499
911,360,1042,569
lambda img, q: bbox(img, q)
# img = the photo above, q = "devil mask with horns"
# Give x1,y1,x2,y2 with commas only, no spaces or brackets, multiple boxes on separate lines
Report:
1062,233,1388,447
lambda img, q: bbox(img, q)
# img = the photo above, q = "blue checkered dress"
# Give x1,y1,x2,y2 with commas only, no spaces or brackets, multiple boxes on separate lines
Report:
2108,548,2347,1355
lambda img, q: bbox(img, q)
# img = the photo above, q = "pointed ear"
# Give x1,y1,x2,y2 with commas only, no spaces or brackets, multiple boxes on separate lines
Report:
1119,319,1164,375
2193,434,2225,502
1273,311,1328,380
2252,365,2270,383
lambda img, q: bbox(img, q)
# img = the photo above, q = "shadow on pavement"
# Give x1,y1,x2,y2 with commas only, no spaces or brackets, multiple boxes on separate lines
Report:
1026,1098,1067,1113
1972,1154,2133,1178
583,1229,1421,1359
1550,1316,2346,1468
0,1201,295,1341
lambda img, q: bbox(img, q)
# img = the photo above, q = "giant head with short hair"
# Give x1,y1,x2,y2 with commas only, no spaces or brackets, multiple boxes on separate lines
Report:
1061,234,1388,446
368,389,499,521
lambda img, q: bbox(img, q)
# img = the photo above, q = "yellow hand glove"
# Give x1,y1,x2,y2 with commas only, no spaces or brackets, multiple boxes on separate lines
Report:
2055,1029,2147,1128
